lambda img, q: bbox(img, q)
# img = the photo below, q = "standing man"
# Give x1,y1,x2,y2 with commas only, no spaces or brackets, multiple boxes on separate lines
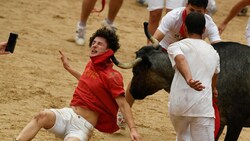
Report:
125,0,221,108
14,28,142,141
75,0,123,46
167,12,220,141
122,1,221,131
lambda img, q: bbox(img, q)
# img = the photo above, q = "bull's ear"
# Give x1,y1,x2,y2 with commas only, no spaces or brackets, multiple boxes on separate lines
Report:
135,50,147,63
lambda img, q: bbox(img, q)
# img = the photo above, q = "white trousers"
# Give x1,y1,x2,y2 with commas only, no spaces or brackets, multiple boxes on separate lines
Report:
169,114,214,141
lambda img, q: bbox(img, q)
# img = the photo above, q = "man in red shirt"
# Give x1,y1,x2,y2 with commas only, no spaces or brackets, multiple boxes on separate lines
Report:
14,28,142,141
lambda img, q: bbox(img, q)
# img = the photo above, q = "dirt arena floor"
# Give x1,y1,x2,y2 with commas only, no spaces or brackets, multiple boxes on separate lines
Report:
0,0,249,140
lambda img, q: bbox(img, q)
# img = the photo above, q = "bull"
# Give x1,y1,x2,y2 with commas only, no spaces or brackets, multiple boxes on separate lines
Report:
111,23,250,141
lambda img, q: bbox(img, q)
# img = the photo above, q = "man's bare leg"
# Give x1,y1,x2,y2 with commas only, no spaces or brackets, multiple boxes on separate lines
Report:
15,110,56,141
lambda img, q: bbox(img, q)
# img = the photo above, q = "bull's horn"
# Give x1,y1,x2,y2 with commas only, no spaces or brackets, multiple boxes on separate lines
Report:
143,22,159,47
111,55,142,69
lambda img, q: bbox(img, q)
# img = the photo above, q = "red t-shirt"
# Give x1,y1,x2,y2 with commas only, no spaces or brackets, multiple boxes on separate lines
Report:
70,50,125,133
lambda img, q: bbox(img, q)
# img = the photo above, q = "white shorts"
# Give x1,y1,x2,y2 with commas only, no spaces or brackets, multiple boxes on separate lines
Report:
147,0,187,11
47,108,94,141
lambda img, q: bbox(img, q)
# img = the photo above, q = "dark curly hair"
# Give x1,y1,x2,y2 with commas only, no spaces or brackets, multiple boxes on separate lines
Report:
89,27,120,52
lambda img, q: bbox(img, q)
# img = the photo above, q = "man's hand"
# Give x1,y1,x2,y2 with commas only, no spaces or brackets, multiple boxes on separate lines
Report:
218,23,227,35
187,79,205,91
130,127,142,141
59,50,81,80
212,88,218,98
59,50,71,70
0,41,10,55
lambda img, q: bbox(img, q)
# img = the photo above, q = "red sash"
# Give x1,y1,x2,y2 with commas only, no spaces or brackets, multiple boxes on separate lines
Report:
213,97,220,139
179,9,187,38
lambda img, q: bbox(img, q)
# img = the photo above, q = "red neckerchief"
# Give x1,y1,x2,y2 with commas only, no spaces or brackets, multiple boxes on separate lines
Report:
90,49,114,67
179,8,187,38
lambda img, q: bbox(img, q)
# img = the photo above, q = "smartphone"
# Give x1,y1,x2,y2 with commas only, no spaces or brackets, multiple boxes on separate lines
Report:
5,33,18,53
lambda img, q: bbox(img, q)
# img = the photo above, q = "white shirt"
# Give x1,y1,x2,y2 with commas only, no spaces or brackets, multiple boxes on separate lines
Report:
158,7,221,49
167,38,220,117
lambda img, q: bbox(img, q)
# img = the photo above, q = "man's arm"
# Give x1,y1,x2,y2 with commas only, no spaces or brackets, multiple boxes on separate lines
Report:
115,95,141,141
174,54,205,91
219,0,250,34
59,50,82,80
152,29,165,48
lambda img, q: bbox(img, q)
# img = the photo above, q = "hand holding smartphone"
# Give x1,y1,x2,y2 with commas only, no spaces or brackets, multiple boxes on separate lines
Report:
5,33,18,53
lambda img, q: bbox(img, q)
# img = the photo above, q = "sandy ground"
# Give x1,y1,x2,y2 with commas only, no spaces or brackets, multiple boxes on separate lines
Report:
0,0,249,140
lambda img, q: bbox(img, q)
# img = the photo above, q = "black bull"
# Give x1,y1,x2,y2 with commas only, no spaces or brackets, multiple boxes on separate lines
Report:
129,42,250,141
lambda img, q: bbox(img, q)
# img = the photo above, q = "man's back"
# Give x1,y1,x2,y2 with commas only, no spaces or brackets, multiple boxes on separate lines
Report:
176,38,219,81
168,38,220,116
